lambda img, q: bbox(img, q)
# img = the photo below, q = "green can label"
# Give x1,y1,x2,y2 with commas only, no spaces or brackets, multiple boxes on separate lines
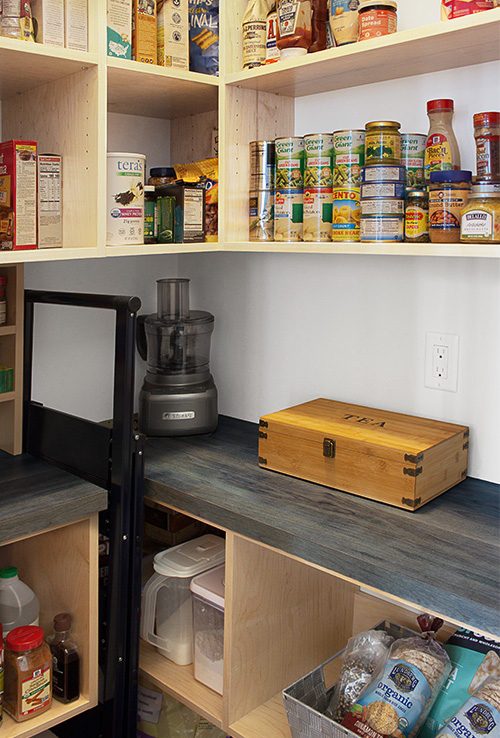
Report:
401,134,426,188
275,137,305,189
333,130,365,186
304,134,334,189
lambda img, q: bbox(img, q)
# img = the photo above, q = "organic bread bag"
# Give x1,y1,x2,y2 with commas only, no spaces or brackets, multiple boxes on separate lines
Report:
420,629,500,738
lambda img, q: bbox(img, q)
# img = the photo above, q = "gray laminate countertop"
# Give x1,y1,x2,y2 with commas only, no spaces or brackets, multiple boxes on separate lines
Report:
0,450,107,544
143,415,500,638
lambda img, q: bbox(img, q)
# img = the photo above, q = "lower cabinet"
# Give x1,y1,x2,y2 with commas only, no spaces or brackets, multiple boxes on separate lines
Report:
0,514,99,738
139,510,466,738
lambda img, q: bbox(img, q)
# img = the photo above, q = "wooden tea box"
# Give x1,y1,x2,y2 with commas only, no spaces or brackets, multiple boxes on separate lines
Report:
258,398,469,510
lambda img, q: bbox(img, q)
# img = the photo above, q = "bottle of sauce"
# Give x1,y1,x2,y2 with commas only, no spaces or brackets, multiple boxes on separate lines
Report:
424,99,461,184
277,0,312,59
46,613,80,703
310,0,328,52
243,0,271,68
265,3,280,63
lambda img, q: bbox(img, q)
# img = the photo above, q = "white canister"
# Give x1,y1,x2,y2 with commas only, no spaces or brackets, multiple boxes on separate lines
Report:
107,152,145,245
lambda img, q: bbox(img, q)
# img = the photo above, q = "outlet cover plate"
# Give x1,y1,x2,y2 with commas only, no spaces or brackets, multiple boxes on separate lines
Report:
425,332,459,392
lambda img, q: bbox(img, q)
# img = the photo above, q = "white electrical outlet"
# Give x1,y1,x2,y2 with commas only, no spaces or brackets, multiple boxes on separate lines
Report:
425,332,459,392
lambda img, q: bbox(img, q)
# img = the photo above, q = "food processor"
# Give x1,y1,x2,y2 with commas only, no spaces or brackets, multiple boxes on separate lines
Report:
137,278,218,436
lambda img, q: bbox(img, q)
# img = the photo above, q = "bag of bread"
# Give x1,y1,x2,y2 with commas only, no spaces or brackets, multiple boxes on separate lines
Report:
342,615,451,738
326,629,394,722
421,629,500,738
433,677,500,738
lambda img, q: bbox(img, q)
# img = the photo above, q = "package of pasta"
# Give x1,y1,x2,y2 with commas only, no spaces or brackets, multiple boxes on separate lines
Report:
341,615,451,738
420,629,500,738
189,0,219,76
326,629,394,723
433,676,500,738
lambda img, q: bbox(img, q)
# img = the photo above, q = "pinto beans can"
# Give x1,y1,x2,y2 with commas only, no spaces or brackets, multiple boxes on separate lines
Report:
331,187,361,241
107,152,145,245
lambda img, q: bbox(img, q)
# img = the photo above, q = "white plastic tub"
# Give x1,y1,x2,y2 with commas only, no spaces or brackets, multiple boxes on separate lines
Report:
190,564,225,694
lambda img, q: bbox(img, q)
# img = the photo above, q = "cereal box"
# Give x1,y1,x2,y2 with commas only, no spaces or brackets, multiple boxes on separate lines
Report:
38,154,62,248
107,0,132,58
31,0,65,47
0,140,37,251
157,0,189,69
133,0,157,64
65,0,88,51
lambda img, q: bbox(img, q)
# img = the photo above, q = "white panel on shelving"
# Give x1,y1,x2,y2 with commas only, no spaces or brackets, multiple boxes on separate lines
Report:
107,112,172,172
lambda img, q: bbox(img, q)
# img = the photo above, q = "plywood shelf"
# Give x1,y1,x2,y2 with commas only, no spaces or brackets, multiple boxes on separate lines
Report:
0,38,98,101
139,641,223,728
1,697,94,738
223,241,500,257
107,59,219,119
225,10,500,97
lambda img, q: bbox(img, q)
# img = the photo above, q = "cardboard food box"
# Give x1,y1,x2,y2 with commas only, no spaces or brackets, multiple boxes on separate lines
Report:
157,182,205,243
64,0,88,51
37,154,62,248
258,398,469,510
132,0,157,64
157,0,189,69
0,140,37,251
31,0,65,47
107,0,132,58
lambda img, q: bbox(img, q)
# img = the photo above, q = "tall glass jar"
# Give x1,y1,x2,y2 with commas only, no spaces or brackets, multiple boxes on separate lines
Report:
424,99,461,183
473,111,500,181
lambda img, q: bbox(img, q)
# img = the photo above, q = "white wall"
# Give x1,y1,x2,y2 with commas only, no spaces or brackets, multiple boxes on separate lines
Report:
24,27,500,485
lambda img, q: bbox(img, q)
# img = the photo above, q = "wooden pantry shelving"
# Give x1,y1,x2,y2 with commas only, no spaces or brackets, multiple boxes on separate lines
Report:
0,7,498,263
140,416,500,738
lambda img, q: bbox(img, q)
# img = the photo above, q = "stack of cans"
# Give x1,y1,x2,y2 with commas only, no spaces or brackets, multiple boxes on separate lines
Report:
303,133,334,242
249,140,275,241
332,130,365,242
360,165,406,242
274,137,305,242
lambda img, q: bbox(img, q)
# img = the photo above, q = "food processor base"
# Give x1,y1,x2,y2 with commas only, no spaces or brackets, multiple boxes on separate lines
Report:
138,378,218,437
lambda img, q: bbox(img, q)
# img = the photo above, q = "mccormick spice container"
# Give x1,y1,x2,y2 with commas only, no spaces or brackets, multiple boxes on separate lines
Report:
460,181,500,244
429,170,472,243
358,0,398,41
473,111,500,181
4,625,52,721
364,121,401,166
405,189,429,242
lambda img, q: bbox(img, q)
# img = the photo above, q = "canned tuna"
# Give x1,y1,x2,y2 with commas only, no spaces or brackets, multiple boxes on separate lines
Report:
362,165,405,183
360,215,404,241
361,198,405,216
361,182,405,199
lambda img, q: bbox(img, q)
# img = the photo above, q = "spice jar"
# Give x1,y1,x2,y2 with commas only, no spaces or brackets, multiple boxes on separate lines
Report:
424,99,461,183
405,188,429,242
460,181,500,244
4,625,52,722
473,112,500,182
358,1,397,41
365,121,401,165
429,170,472,243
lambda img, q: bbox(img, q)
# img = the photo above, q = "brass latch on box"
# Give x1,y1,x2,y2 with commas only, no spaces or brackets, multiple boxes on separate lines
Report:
323,438,336,458
403,466,423,477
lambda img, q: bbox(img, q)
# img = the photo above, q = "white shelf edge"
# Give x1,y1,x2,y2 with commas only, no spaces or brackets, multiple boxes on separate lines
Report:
106,57,220,88
223,242,500,257
0,36,99,65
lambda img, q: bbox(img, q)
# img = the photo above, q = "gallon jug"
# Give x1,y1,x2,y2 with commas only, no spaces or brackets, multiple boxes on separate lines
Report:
0,566,40,636
141,534,225,666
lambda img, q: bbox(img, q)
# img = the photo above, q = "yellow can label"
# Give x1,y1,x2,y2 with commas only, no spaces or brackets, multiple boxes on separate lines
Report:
331,187,361,241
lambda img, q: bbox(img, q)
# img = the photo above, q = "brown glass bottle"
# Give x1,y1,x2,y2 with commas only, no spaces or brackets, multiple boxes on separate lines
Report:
46,613,80,703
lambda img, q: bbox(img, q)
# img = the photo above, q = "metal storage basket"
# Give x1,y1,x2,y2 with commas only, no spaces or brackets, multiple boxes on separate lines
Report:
283,620,417,738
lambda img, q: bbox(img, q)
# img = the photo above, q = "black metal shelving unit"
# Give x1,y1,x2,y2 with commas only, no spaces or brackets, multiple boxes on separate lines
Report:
23,289,144,738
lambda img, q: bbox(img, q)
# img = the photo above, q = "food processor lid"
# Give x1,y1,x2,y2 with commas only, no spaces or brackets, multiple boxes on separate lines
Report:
190,564,225,609
145,309,215,328
153,534,225,577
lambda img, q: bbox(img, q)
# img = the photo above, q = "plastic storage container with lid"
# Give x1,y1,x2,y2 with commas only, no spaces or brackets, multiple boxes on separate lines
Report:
0,566,40,636
141,534,225,665
190,564,225,694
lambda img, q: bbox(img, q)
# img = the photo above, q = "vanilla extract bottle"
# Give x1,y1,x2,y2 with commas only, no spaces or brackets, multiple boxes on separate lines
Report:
46,613,80,703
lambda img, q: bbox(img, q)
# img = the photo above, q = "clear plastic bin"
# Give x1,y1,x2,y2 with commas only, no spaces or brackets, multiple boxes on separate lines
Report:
190,564,225,694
